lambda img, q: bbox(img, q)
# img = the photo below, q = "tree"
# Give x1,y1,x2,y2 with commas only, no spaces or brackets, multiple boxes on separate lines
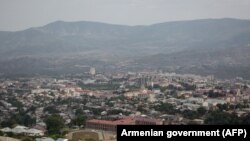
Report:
217,103,229,111
91,108,103,115
75,108,84,116
22,138,32,141
136,106,147,113
197,107,207,116
205,111,241,125
243,85,248,90
45,114,65,135
108,109,123,115
241,114,250,124
160,86,168,93
44,106,59,114
207,90,225,98
154,103,177,114
106,101,114,107
182,110,199,119
6,132,14,137
71,115,87,127
1,119,16,128
180,82,196,91
27,106,37,113
14,114,36,127
153,84,161,89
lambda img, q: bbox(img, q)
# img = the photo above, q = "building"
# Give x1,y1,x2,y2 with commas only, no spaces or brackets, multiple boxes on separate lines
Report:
56,138,68,141
188,119,204,125
32,124,47,132
124,89,152,99
90,67,96,75
25,129,45,136
0,125,44,137
86,117,135,132
35,137,55,141
11,125,28,134
135,117,163,125
0,127,11,132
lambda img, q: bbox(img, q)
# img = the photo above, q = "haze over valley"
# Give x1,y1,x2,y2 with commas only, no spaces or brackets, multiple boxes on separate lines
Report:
0,18,250,78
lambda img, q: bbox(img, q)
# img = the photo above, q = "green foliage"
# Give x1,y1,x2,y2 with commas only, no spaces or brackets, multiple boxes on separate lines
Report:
106,108,130,116
45,114,65,135
160,86,168,93
180,82,196,91
241,114,250,124
126,85,140,91
154,102,177,114
44,106,59,114
217,103,230,111
146,84,168,92
49,134,64,140
182,107,207,119
79,82,120,90
207,90,225,98
204,112,250,125
167,84,183,91
1,109,36,128
71,115,87,127
90,108,103,115
136,106,147,113
217,103,249,111
182,110,199,119
169,90,177,96
22,138,33,141
235,103,249,109
27,106,37,113
85,139,96,141
205,111,241,125
62,130,69,136
106,101,114,107
1,119,16,128
75,108,84,116
107,109,123,115
7,98,23,109
6,132,14,137
167,84,177,90
13,114,36,127
153,84,161,89
197,107,207,116
0,131,4,136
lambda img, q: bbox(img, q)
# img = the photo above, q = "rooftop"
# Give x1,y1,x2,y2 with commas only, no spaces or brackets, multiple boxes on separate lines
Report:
87,117,135,125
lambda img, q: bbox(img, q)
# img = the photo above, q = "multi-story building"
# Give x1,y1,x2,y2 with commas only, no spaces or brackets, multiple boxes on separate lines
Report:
86,117,135,132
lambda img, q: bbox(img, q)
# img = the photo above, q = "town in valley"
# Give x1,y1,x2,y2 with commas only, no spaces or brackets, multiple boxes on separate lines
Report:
1,67,250,141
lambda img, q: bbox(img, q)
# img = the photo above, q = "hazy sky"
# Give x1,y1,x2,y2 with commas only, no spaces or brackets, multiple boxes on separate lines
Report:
1,0,250,31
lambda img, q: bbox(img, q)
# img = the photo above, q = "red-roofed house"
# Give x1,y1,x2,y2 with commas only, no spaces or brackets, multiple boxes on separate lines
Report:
86,118,135,132
135,117,163,125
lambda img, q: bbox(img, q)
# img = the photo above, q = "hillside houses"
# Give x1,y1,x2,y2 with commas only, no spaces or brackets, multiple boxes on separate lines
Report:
0,125,44,136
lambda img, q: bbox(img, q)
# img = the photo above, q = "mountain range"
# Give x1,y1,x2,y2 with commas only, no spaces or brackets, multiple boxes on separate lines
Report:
0,18,250,78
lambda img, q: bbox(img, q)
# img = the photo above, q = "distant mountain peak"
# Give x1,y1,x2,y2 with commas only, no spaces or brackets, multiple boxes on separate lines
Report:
1,18,250,78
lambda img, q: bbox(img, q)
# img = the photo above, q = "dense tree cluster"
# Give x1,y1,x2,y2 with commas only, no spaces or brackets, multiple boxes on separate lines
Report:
204,110,250,125
45,114,65,135
1,113,36,128
206,90,226,98
154,102,177,114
